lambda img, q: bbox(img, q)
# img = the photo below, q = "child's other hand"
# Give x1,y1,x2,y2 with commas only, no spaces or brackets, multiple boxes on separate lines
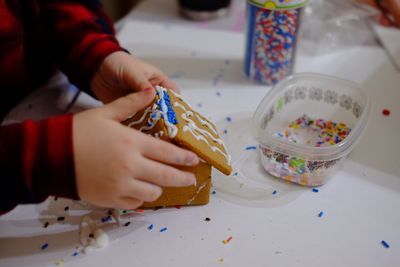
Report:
358,0,400,27
73,89,198,209
90,51,179,104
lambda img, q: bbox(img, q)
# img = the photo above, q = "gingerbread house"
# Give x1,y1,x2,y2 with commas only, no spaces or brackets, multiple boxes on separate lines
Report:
122,86,232,207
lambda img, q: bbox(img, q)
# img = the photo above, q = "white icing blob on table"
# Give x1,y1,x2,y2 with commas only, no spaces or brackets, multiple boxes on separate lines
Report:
79,216,109,254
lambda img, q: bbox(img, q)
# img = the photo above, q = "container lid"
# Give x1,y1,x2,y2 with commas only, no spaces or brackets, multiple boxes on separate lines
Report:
249,0,309,10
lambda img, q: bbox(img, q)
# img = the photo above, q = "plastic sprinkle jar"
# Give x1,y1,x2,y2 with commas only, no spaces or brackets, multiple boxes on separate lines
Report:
252,73,370,186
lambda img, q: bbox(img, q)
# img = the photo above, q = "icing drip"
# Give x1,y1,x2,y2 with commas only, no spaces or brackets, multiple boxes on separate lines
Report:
186,178,210,205
174,102,231,164
153,131,164,139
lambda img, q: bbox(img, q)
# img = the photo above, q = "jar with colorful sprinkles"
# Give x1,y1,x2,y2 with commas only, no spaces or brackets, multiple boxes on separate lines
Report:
252,73,370,186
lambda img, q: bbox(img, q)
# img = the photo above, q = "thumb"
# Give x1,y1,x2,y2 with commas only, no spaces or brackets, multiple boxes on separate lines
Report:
101,88,156,121
124,68,154,92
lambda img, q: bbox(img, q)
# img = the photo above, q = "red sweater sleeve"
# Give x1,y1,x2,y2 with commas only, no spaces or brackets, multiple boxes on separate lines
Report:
0,114,77,214
40,0,124,93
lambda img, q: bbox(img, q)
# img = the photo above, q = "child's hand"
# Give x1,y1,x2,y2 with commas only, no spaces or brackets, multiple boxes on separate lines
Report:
73,88,198,209
358,0,400,27
90,51,179,103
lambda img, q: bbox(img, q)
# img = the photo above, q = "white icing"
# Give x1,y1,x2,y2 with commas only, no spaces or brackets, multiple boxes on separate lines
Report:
170,90,218,133
127,86,178,139
183,124,231,163
154,131,164,139
174,102,231,164
156,86,178,138
79,216,109,254
186,179,210,205
127,106,152,127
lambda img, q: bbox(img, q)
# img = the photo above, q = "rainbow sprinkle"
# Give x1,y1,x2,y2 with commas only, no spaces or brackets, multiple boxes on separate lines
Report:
275,114,351,147
41,243,49,250
55,259,64,266
222,236,233,244
381,240,390,248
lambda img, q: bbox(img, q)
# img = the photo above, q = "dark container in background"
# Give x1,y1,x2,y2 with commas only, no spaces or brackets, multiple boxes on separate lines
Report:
178,0,232,21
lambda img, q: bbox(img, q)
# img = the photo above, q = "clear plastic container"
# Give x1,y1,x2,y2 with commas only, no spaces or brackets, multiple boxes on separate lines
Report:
252,73,370,186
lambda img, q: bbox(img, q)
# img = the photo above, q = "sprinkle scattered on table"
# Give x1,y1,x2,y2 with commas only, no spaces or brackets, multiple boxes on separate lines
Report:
219,257,224,262
222,236,233,244
135,209,145,213
226,116,232,122
55,259,64,266
381,240,390,248
160,227,168,232
72,252,79,257
148,224,154,230
64,206,69,211
41,243,49,250
312,188,319,193
318,211,324,218
272,190,277,195
245,146,257,150
43,222,49,228
101,215,112,223
124,222,131,227
233,172,238,176
57,216,65,221
223,129,228,134
213,71,224,86
197,103,203,108
212,190,217,195
175,205,181,209
216,91,221,96
169,71,185,79
382,109,390,116
204,217,211,222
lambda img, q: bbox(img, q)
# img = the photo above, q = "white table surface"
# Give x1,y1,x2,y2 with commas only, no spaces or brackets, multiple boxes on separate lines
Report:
1,5,400,267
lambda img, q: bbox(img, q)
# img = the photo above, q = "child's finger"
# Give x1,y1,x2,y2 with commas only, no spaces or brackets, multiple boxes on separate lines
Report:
124,179,162,202
160,77,180,93
117,196,144,210
140,135,199,166
149,73,180,93
101,89,155,121
136,158,197,187
124,68,155,92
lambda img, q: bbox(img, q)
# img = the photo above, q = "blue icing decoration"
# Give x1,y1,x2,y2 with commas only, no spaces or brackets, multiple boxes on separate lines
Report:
162,90,178,125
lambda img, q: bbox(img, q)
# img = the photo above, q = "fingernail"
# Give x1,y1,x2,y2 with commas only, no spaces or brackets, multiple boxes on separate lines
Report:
188,174,197,187
143,87,153,92
185,154,199,166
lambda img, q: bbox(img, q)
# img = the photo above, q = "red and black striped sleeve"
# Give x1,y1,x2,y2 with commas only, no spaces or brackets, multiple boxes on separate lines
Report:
0,114,78,214
40,0,125,94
